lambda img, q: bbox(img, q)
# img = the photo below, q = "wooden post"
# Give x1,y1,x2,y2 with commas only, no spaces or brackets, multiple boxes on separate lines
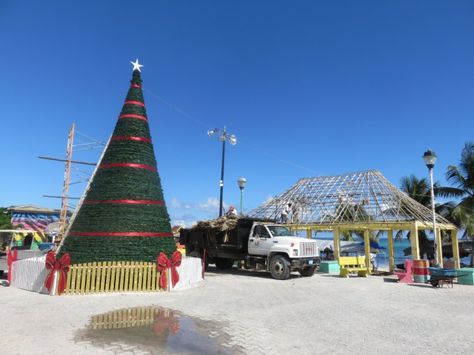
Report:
364,229,371,274
451,229,460,269
436,227,443,267
306,228,312,239
410,224,420,260
51,271,58,296
334,228,340,262
387,229,394,273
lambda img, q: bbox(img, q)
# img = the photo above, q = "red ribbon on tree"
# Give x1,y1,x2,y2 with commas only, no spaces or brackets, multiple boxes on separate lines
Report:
44,251,71,295
99,162,156,172
156,251,182,290
84,199,163,205
7,248,18,283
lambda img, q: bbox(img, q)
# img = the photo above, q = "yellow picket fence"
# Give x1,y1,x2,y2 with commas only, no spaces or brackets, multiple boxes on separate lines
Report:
64,261,163,295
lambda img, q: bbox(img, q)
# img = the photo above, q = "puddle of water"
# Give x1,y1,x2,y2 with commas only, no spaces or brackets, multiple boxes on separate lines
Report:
75,306,243,354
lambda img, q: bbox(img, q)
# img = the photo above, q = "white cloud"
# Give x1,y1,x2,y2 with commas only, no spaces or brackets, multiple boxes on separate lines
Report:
264,195,274,204
172,219,186,227
172,219,197,228
171,212,200,228
169,197,193,209
170,198,182,208
169,196,229,225
198,197,220,212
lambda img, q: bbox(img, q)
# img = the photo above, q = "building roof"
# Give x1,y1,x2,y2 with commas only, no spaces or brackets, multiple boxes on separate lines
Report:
250,170,454,227
172,225,183,236
8,205,60,214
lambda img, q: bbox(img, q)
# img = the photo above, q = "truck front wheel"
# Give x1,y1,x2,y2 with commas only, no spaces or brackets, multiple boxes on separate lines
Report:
215,258,234,270
269,255,290,280
299,265,316,277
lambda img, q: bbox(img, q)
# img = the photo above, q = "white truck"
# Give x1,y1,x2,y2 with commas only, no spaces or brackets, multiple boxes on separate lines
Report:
179,218,320,280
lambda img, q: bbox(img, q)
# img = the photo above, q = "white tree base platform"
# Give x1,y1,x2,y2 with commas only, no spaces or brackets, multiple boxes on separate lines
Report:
9,255,203,295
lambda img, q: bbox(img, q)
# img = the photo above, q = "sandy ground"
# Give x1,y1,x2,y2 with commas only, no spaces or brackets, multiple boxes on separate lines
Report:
1,268,474,354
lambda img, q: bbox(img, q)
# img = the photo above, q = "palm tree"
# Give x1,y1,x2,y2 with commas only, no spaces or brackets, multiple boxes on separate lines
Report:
0,208,13,229
399,175,436,258
437,142,474,264
400,175,433,207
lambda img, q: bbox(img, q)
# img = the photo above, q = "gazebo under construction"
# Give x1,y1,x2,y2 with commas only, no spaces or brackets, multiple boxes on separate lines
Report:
250,170,459,273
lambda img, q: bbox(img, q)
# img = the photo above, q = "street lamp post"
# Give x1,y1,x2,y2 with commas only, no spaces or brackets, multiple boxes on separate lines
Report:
208,127,237,217
423,149,439,265
237,176,247,215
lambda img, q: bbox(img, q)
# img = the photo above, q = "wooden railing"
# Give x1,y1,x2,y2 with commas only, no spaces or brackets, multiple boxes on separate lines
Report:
64,261,162,295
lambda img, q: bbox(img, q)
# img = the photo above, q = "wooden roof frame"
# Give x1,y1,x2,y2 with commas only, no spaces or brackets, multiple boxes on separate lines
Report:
250,170,459,271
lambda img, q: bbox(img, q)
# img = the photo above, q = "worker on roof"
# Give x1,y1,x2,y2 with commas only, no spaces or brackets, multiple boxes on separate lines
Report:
226,205,237,217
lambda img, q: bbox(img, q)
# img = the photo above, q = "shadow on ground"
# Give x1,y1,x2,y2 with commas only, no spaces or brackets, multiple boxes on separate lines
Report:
205,265,309,280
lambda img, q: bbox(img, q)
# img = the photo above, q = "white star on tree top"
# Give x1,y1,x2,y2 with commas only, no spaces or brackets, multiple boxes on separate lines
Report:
131,59,143,72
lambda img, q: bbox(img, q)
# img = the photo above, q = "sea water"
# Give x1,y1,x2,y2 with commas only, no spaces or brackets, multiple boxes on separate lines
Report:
374,238,412,270
312,235,412,271
374,239,473,269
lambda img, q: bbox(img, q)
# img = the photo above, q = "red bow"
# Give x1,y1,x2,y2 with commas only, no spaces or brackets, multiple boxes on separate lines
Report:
44,251,71,295
153,308,180,335
156,251,182,290
7,249,18,283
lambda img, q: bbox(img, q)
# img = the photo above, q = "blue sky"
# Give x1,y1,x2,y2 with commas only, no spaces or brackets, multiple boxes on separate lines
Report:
1,1,473,226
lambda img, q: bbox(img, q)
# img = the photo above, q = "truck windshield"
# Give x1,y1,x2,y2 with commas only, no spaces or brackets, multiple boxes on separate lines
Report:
267,226,292,237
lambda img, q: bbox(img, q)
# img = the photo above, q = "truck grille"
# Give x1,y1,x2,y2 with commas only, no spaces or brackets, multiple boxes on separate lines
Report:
300,242,317,257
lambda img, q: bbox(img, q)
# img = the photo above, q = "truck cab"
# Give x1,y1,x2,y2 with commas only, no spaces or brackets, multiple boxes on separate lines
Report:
247,222,320,279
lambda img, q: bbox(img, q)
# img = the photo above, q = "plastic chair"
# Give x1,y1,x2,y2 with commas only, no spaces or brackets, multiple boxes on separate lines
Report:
394,259,413,284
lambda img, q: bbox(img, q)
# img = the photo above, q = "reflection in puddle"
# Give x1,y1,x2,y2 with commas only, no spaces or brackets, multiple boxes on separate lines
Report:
75,306,243,354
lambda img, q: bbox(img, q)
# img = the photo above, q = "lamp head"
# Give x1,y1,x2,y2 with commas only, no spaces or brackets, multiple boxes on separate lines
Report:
228,135,237,145
238,176,247,189
423,149,437,169
207,128,219,137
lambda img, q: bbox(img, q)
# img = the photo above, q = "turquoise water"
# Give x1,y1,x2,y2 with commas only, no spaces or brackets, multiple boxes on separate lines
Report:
314,236,412,270
375,238,412,270
313,235,472,269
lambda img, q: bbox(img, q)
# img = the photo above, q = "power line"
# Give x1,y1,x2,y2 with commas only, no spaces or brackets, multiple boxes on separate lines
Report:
143,87,319,175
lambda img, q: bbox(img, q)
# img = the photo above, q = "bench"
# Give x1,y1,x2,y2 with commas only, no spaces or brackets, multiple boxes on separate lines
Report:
339,256,369,278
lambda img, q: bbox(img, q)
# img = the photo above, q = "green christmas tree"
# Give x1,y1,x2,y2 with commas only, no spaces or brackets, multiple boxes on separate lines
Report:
59,61,176,264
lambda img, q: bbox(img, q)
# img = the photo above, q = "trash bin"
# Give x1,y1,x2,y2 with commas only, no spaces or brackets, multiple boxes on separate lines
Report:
413,259,430,283
456,268,474,285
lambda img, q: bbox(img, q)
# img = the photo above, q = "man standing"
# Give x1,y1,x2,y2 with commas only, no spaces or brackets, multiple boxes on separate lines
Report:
281,203,291,223
226,206,238,217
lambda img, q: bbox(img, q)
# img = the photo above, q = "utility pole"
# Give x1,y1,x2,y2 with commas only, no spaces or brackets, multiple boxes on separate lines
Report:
57,123,75,243
40,125,104,244
207,127,237,217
